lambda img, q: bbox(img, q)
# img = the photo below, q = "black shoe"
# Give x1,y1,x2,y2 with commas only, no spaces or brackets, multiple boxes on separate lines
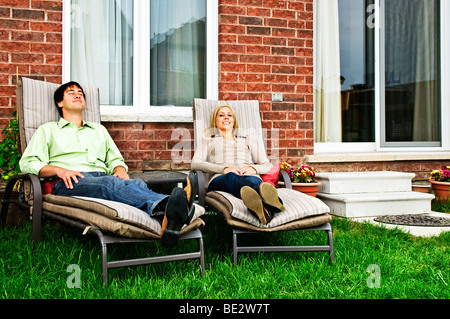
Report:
160,187,189,248
240,186,271,225
185,171,198,222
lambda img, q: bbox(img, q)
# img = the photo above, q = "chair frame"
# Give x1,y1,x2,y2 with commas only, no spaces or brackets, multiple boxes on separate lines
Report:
197,170,334,264
192,98,334,264
0,78,205,285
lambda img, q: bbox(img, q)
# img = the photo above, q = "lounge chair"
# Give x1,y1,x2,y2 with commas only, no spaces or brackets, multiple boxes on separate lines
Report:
0,77,205,285
192,98,334,264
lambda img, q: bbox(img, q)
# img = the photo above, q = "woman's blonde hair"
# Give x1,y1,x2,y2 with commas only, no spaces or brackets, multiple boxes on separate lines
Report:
206,105,239,136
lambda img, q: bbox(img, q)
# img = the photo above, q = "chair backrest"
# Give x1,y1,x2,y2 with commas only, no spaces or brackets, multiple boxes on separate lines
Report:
192,98,266,152
16,77,101,152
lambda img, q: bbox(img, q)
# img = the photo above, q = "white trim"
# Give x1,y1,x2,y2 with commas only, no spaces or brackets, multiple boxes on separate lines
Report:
100,106,194,123
441,0,450,150
62,0,71,81
306,151,450,164
375,0,383,150
133,0,150,117
206,0,219,100
314,142,376,154
62,0,218,123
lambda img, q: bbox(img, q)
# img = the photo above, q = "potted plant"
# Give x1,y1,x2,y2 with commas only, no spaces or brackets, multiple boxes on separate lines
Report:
0,111,21,186
429,166,450,201
278,162,322,197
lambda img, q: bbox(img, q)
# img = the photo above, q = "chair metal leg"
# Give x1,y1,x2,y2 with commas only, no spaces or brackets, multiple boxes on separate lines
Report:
326,226,335,264
199,235,205,275
231,222,335,265
92,227,206,285
232,231,238,264
91,229,109,286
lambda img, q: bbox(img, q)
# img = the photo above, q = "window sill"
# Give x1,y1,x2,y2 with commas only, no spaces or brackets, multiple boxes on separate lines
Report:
306,151,450,163
99,106,194,123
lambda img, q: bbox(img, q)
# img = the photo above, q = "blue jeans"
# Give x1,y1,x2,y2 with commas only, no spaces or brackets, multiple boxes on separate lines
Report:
208,172,262,198
52,172,169,217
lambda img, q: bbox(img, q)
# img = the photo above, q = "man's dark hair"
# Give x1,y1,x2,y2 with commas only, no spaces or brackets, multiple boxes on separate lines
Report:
53,81,85,117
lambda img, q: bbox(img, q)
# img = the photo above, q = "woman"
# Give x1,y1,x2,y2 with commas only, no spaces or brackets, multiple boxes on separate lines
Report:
191,105,285,225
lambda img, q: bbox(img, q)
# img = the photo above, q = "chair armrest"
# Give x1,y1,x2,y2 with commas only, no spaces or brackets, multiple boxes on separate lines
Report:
0,173,43,245
194,170,206,207
280,170,293,189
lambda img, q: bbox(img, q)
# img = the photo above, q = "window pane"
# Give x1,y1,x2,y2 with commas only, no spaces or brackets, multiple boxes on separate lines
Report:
339,0,375,142
70,0,133,106
314,0,375,143
150,0,206,106
384,0,441,144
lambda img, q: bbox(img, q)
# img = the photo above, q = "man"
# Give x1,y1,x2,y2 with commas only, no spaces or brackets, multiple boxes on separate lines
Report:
19,81,197,248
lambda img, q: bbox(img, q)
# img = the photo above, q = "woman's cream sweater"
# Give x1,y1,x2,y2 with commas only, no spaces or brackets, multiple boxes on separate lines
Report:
191,135,273,183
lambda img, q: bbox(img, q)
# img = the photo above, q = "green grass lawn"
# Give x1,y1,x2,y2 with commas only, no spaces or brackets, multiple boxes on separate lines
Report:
1,204,449,300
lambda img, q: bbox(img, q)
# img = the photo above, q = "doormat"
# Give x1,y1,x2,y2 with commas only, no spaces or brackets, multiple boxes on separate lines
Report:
374,214,450,227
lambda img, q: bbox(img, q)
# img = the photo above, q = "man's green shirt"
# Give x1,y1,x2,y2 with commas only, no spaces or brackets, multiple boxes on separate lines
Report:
19,118,128,176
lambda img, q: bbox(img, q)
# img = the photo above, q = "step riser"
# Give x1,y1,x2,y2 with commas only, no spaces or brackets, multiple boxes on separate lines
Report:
316,172,415,194
318,194,434,218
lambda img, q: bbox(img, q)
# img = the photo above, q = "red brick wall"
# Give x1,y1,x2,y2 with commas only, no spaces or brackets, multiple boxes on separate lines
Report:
218,0,314,166
0,1,63,128
102,122,194,172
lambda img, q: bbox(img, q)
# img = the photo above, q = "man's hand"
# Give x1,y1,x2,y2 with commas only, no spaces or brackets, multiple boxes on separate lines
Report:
39,165,84,189
113,166,129,180
57,169,84,189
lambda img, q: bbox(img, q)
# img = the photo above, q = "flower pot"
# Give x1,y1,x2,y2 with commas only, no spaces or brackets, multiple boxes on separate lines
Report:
429,180,450,201
412,184,431,193
278,181,322,197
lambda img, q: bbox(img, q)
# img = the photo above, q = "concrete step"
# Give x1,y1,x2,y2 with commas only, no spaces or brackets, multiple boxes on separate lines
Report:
314,171,435,218
316,171,415,194
317,191,435,218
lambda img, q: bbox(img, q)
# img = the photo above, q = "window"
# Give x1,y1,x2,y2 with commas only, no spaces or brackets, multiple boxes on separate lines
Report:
63,0,218,122
314,0,447,152
382,0,441,147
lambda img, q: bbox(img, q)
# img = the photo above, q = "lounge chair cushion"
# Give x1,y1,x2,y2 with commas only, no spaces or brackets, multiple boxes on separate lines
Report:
42,194,205,239
206,188,331,230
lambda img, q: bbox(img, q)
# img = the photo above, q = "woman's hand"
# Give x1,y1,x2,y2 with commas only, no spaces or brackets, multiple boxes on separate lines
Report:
223,166,257,175
223,167,241,175
240,166,257,175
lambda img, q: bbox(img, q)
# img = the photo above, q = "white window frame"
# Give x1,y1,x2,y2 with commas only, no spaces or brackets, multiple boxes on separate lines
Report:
314,0,450,155
62,0,218,123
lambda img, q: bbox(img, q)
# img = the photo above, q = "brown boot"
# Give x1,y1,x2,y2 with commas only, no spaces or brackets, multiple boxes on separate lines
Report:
259,182,285,213
240,186,271,225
